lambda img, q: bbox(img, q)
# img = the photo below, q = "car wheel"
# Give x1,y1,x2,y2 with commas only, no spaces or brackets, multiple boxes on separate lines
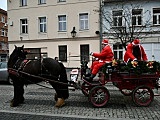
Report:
8,77,13,85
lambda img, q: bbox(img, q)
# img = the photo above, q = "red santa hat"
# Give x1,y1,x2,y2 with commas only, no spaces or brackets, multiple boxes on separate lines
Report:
132,39,140,45
102,39,109,45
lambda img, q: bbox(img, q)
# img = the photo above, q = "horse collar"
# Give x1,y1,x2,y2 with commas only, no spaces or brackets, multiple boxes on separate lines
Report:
19,59,30,71
14,59,30,71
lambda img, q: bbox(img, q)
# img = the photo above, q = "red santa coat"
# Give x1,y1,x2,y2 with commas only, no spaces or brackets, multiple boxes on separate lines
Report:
91,45,113,75
124,43,148,63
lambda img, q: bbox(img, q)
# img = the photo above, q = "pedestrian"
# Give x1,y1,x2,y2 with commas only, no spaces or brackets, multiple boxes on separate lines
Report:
124,38,148,63
55,57,59,61
84,39,114,81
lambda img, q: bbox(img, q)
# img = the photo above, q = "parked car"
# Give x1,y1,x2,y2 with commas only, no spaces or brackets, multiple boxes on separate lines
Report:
0,62,13,84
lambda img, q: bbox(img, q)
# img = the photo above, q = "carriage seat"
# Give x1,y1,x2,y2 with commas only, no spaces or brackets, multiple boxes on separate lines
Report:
98,60,128,76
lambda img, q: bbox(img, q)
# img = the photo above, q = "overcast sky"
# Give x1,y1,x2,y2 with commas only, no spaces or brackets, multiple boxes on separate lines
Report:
0,0,7,10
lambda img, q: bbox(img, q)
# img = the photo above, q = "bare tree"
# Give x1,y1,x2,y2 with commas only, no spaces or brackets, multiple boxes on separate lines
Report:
96,0,155,50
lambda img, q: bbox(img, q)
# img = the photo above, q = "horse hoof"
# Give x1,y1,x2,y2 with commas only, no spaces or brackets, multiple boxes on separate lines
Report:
10,100,19,107
54,98,65,108
10,103,19,107
10,98,24,107
55,102,65,108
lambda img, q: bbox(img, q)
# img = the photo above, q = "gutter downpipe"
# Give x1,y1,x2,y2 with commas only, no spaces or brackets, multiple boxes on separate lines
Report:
99,0,103,51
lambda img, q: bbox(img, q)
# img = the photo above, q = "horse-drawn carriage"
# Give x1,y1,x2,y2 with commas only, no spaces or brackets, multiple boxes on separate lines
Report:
81,60,160,107
8,45,160,108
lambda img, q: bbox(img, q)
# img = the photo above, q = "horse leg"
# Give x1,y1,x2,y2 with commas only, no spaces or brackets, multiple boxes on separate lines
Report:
10,78,24,107
49,82,64,107
51,63,69,107
58,63,69,100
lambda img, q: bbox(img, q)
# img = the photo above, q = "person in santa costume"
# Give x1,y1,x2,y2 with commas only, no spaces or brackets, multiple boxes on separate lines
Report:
84,39,114,81
124,39,148,63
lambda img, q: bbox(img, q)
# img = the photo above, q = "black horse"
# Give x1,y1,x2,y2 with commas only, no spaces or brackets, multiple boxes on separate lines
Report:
8,45,69,107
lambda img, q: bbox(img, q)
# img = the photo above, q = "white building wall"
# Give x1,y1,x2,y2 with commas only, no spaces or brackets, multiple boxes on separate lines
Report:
7,0,100,68
103,0,160,61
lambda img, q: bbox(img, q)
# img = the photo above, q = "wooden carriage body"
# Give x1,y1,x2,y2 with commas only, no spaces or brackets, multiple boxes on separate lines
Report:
98,61,160,90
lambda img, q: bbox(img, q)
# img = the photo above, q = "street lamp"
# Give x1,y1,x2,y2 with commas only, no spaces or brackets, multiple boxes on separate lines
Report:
71,27,77,38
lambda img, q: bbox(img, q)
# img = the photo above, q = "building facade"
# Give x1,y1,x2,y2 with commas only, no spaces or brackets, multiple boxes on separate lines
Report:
0,8,8,62
7,0,100,68
102,0,160,61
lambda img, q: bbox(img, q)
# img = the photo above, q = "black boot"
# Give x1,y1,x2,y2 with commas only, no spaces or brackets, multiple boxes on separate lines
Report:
83,74,96,82
85,73,91,77
84,69,91,77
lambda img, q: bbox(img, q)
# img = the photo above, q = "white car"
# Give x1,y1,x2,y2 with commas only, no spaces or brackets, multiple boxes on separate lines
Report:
0,62,13,84
69,69,79,91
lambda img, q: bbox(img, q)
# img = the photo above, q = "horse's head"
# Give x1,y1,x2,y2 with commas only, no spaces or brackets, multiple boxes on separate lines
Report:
8,45,28,68
9,45,27,62
13,45,27,59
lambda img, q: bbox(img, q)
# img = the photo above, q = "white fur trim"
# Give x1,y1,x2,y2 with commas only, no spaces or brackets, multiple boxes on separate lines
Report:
132,42,139,46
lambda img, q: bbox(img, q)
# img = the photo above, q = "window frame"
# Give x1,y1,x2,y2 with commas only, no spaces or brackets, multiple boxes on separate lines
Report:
20,0,27,6
1,16,5,23
1,28,5,36
132,9,143,26
59,45,67,62
38,0,46,4
112,10,123,27
58,15,67,31
80,44,89,62
24,48,41,59
20,18,28,34
113,44,123,60
58,0,66,2
38,16,47,33
79,13,89,30
153,8,160,25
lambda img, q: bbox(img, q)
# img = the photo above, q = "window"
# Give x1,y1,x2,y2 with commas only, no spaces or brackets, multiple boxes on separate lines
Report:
20,0,27,6
80,45,89,62
20,19,28,34
79,13,89,30
132,9,142,26
113,44,123,60
24,48,41,59
39,17,47,33
38,0,46,4
58,0,66,2
0,56,7,62
153,8,160,25
59,45,67,62
58,15,66,31
1,16,5,23
1,28,5,36
112,10,122,27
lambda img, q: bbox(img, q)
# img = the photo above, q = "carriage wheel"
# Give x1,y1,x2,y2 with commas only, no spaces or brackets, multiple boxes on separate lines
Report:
89,86,110,107
120,89,132,96
132,85,154,107
81,82,89,97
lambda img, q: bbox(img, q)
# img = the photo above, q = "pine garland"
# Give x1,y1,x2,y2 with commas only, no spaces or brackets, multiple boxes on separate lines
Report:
102,59,160,76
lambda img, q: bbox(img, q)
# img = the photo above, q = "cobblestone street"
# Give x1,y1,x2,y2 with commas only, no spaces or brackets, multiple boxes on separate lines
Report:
0,81,160,120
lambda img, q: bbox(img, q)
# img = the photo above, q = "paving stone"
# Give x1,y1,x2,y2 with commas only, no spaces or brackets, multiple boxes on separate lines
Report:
0,82,160,120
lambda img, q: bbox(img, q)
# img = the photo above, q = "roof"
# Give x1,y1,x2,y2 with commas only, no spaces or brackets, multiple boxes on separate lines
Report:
0,8,7,15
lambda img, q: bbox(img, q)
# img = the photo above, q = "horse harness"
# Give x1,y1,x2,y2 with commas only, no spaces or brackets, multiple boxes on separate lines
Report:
9,58,78,89
13,59,31,71
11,58,59,80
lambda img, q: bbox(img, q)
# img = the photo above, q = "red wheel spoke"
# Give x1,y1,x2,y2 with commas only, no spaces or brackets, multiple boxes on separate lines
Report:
89,86,110,107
